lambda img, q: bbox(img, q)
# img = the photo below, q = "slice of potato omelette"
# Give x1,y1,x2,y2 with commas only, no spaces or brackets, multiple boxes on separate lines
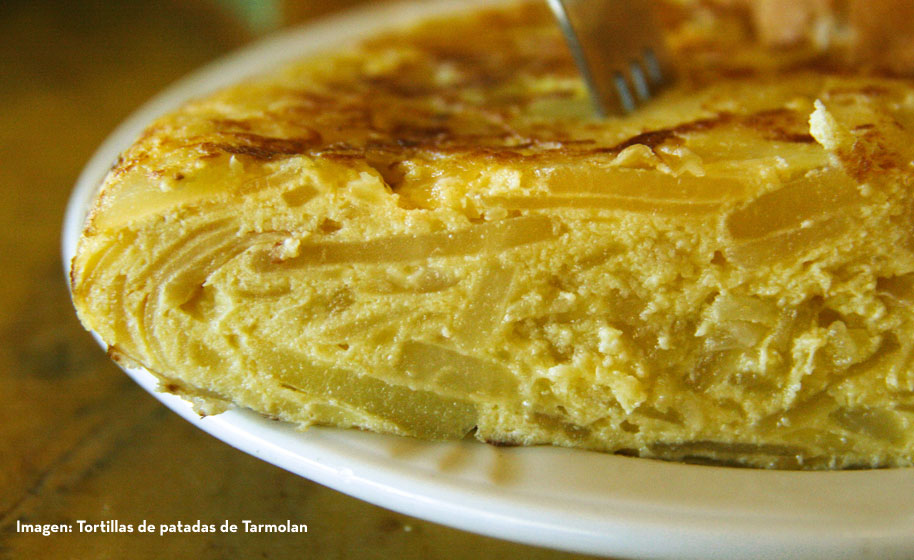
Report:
71,1,914,468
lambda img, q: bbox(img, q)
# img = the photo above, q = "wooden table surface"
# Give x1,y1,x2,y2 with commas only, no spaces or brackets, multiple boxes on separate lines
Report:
0,1,603,558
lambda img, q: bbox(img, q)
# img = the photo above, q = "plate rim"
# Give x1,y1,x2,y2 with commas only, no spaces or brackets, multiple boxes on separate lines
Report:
62,2,914,558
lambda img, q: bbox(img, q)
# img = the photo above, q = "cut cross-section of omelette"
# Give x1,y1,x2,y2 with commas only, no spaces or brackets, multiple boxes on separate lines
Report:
70,1,914,469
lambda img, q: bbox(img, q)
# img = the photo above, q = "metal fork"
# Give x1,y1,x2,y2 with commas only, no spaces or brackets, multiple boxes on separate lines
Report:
547,0,672,117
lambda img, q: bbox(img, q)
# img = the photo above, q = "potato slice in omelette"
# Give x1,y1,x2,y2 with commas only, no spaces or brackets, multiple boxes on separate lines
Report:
70,1,914,468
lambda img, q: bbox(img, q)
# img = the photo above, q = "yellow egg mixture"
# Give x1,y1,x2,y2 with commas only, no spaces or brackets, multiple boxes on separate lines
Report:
71,1,914,468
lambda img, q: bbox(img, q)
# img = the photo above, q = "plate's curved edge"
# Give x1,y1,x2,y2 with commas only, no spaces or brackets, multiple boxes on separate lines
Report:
119,362,914,560
61,2,914,559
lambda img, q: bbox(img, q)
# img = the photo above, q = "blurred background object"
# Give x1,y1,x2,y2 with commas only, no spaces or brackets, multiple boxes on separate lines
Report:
848,0,914,75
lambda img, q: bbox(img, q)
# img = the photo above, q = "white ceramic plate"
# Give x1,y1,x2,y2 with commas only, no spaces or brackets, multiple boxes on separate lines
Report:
62,2,914,558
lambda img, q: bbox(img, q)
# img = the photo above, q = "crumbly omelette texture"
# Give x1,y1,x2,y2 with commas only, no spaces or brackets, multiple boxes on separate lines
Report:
71,1,914,469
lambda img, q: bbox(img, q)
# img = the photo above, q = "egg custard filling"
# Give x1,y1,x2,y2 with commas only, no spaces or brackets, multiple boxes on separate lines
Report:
71,2,914,468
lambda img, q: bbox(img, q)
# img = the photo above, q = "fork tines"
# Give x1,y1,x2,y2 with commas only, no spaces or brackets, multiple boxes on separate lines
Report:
547,0,673,117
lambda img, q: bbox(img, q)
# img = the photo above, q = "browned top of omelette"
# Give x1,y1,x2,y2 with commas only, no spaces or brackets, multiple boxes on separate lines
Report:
90,1,910,220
